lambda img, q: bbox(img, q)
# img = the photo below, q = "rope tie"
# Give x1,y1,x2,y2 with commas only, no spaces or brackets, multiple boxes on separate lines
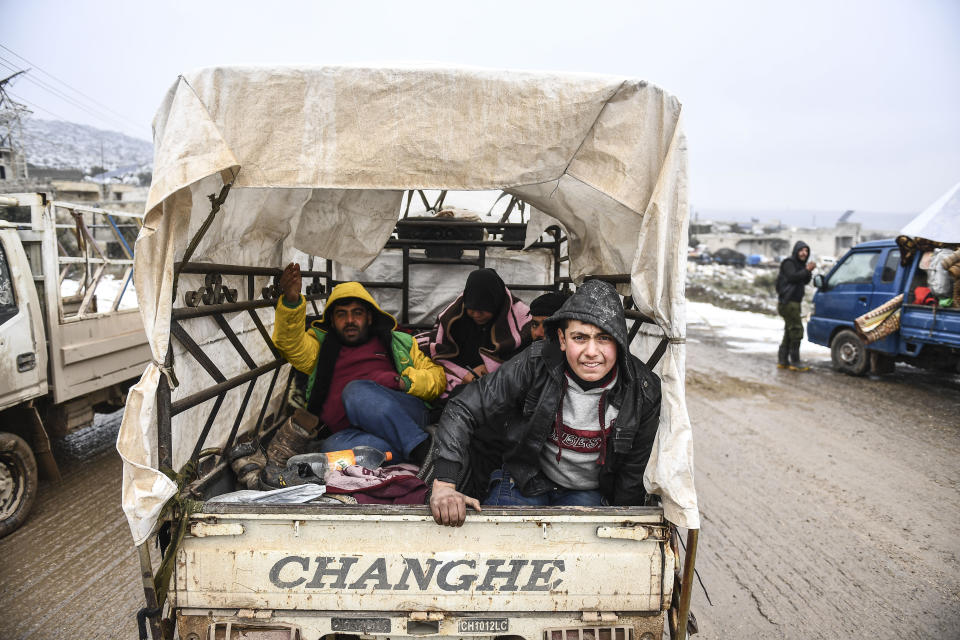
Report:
154,360,179,388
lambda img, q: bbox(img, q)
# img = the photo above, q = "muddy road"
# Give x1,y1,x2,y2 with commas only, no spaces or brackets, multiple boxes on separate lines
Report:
0,411,154,640
684,326,960,639
1,323,958,639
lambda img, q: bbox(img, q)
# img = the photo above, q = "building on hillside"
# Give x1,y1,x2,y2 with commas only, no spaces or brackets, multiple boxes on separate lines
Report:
101,183,149,213
0,142,28,181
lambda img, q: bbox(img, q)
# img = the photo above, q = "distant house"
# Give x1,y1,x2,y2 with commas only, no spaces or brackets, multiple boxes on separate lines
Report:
696,221,862,262
49,180,101,203
0,142,28,181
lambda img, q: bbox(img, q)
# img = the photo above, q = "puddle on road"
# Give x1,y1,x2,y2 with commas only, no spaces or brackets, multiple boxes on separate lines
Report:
686,368,780,398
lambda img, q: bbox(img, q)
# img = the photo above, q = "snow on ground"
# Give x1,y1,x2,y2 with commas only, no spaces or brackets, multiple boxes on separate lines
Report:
60,274,137,311
687,300,831,358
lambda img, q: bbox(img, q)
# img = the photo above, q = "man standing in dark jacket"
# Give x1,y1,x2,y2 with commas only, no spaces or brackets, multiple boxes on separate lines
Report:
429,280,662,527
776,241,817,370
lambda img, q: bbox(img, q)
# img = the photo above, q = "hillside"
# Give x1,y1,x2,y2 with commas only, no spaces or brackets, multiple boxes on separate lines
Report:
19,118,153,171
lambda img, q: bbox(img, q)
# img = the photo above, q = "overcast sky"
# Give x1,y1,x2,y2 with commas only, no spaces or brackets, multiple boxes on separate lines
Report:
2,0,958,214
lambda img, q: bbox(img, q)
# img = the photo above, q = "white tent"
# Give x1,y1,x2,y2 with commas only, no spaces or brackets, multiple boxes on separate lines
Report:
117,65,699,544
901,181,960,243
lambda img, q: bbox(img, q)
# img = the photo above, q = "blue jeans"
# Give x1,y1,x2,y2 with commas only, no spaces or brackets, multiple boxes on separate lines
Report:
483,468,606,506
319,380,428,462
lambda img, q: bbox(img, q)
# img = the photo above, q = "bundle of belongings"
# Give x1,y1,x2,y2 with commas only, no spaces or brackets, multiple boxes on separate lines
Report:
941,249,960,305
918,248,960,308
898,236,960,308
227,409,428,505
855,294,903,344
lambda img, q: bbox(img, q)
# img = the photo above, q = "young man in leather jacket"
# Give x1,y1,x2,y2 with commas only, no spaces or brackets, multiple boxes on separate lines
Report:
429,280,662,527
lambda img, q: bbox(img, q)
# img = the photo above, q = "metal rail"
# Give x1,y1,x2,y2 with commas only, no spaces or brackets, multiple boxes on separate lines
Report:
50,202,142,320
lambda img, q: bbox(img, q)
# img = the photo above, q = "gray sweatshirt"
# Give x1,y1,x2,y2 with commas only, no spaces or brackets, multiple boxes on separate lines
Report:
539,372,619,490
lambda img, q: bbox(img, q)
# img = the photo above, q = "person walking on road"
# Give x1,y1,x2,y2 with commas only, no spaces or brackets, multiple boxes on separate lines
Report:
776,241,816,371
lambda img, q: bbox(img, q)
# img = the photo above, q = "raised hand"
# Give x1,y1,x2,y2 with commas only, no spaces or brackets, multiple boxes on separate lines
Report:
279,263,302,304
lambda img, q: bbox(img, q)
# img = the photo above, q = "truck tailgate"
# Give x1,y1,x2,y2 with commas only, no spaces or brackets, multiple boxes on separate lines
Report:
175,504,671,614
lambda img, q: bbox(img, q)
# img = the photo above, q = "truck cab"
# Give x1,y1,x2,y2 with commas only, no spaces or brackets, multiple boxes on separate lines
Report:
0,220,49,411
808,239,960,375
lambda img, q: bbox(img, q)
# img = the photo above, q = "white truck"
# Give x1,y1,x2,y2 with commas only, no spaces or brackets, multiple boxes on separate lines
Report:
120,66,701,640
0,192,150,536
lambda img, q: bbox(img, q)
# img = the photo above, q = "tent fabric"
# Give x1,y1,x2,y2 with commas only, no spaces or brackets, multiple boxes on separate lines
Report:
117,65,700,545
901,181,960,243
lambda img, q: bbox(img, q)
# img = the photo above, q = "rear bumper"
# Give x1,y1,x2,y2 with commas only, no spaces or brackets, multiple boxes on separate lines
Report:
176,610,665,640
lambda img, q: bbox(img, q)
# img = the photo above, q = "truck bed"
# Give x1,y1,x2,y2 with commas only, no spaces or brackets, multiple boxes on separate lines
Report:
900,304,960,350
48,310,151,403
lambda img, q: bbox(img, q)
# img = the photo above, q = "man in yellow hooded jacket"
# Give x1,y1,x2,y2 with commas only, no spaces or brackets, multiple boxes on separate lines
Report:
272,263,446,464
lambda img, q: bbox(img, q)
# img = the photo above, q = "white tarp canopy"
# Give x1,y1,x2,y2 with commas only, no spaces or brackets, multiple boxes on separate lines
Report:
901,181,960,243
118,65,699,544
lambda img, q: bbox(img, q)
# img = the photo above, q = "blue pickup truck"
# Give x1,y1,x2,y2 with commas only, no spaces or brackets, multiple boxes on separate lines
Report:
807,239,960,375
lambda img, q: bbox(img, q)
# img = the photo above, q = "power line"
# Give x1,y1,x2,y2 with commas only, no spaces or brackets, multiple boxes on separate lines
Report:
0,57,140,135
0,43,149,136
0,43,146,131
7,89,74,123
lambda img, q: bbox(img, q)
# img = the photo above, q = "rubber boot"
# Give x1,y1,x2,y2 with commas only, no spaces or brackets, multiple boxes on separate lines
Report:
788,342,811,372
777,344,790,369
261,408,319,488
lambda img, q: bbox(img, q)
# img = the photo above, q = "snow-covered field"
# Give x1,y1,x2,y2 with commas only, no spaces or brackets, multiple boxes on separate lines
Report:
687,300,831,358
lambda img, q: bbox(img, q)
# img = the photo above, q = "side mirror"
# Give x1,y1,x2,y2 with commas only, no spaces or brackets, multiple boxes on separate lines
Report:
813,274,824,289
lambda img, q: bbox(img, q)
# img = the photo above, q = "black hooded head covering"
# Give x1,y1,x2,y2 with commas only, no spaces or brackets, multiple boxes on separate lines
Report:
544,280,629,354
529,292,567,317
463,268,506,313
791,240,810,263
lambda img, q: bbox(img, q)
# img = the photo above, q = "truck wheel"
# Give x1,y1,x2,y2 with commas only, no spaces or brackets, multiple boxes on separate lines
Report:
0,432,38,538
831,330,869,376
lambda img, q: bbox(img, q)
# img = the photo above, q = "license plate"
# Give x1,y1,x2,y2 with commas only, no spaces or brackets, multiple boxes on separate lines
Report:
459,618,509,633
331,617,391,633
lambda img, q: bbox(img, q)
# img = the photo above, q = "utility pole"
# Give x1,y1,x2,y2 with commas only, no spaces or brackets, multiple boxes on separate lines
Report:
0,70,32,180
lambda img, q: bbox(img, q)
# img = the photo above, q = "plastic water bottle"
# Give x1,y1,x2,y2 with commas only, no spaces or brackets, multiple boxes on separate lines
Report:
287,446,393,477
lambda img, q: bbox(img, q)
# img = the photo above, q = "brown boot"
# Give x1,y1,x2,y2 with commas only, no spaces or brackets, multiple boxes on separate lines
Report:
261,409,319,488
